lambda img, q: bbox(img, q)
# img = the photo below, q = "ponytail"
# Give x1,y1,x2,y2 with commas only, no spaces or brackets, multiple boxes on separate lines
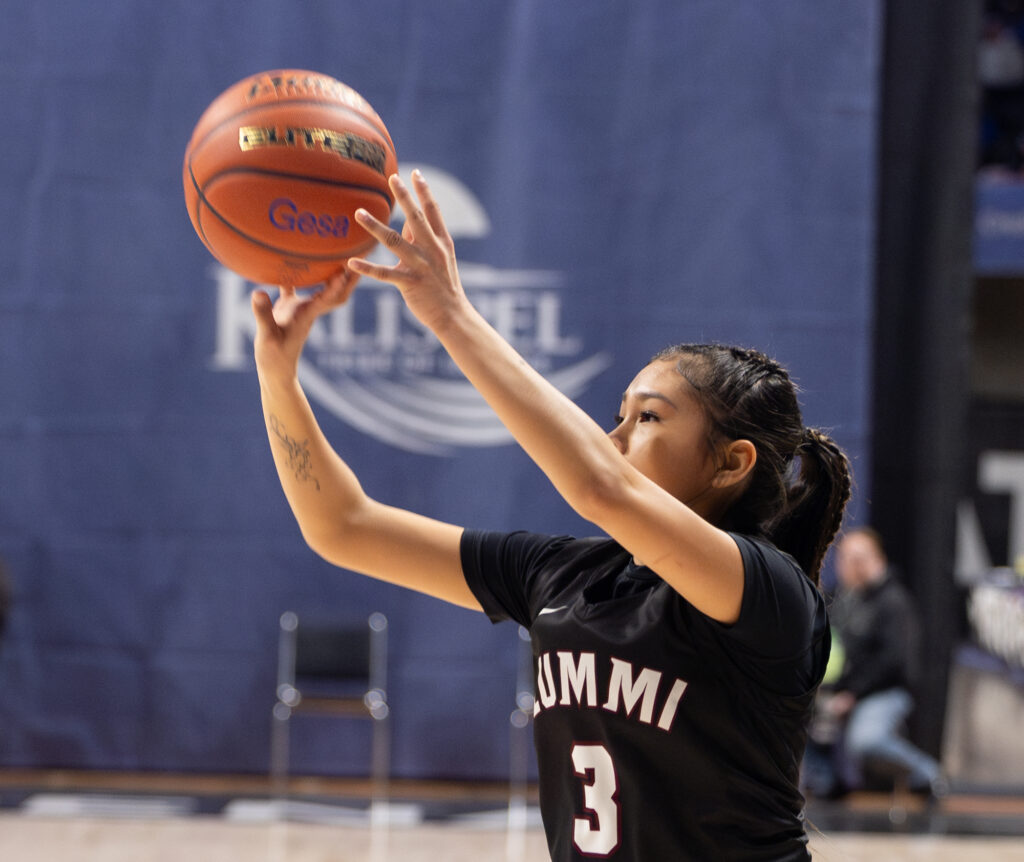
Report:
768,428,852,585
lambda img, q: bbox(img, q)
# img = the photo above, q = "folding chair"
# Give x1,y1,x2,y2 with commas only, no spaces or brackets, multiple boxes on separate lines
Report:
507,624,536,850
270,610,390,809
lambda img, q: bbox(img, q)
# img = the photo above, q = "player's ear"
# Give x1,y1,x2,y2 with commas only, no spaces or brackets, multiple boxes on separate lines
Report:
712,439,756,489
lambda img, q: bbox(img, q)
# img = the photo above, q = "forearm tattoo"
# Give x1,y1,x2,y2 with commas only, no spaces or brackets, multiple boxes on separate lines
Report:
268,414,320,491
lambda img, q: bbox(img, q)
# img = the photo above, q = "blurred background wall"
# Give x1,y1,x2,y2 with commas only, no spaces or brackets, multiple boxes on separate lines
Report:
0,0,1007,784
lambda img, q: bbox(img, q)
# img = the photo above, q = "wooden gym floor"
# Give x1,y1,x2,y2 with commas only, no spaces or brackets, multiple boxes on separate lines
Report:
1,770,1023,861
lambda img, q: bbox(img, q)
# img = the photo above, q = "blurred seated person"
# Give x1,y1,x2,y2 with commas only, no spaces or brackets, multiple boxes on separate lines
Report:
804,527,944,797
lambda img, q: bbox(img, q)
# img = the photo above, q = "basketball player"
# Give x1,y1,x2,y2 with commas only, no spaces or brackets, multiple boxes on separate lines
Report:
250,171,852,860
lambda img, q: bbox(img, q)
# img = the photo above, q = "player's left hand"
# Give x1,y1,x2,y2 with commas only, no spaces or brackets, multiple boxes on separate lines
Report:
347,170,469,335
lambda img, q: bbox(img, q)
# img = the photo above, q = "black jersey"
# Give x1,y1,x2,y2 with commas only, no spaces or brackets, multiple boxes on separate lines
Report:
461,530,829,862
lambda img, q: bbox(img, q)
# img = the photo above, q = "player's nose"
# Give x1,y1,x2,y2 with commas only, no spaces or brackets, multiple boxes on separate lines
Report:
608,425,628,455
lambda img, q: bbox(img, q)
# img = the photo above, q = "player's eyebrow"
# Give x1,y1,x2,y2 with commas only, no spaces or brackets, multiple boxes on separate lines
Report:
621,389,678,409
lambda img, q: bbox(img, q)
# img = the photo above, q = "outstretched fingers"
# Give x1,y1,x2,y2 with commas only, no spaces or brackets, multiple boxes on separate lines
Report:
356,172,447,256
345,253,393,283
347,171,456,290
351,205,410,258
389,173,435,241
348,199,425,284
409,169,453,248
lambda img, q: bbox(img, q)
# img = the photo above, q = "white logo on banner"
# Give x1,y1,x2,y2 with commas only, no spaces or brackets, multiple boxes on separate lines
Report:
211,165,612,455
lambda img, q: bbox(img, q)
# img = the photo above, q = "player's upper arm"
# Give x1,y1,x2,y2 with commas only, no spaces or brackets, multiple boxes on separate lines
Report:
584,469,745,623
306,500,483,612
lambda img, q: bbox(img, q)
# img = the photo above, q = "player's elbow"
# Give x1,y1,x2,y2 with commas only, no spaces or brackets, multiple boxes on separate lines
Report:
571,463,635,527
294,506,364,565
296,522,340,563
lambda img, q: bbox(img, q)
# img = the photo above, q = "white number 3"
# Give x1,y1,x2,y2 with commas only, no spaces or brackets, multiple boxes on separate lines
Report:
571,743,620,856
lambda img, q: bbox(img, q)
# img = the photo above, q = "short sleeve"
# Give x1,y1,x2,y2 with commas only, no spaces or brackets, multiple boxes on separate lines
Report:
460,530,580,628
714,534,831,692
462,530,619,628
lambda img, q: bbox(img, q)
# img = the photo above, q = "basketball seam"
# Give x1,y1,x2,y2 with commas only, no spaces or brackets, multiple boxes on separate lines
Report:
200,165,394,201
185,167,213,250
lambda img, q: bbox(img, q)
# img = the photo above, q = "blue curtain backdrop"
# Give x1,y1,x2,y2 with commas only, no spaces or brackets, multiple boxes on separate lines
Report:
0,1,880,778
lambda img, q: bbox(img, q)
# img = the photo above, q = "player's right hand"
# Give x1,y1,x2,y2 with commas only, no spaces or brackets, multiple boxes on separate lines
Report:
250,269,359,387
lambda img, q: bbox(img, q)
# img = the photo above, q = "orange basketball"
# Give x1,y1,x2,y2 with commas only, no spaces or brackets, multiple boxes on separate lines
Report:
183,69,398,286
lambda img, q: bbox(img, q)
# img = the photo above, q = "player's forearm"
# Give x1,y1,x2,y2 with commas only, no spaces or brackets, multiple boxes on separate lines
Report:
434,301,625,521
258,375,369,551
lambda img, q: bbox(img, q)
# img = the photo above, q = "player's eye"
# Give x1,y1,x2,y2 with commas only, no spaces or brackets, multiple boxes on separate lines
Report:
638,410,659,423
612,414,624,426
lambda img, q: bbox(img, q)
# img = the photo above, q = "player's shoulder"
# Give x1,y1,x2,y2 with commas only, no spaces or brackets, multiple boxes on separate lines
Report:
729,533,808,586
729,532,823,630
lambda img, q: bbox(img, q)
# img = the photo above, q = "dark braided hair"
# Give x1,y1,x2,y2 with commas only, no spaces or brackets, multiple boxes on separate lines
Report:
651,343,852,586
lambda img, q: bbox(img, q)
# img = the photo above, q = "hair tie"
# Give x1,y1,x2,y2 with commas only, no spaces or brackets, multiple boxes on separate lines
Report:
798,427,818,454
